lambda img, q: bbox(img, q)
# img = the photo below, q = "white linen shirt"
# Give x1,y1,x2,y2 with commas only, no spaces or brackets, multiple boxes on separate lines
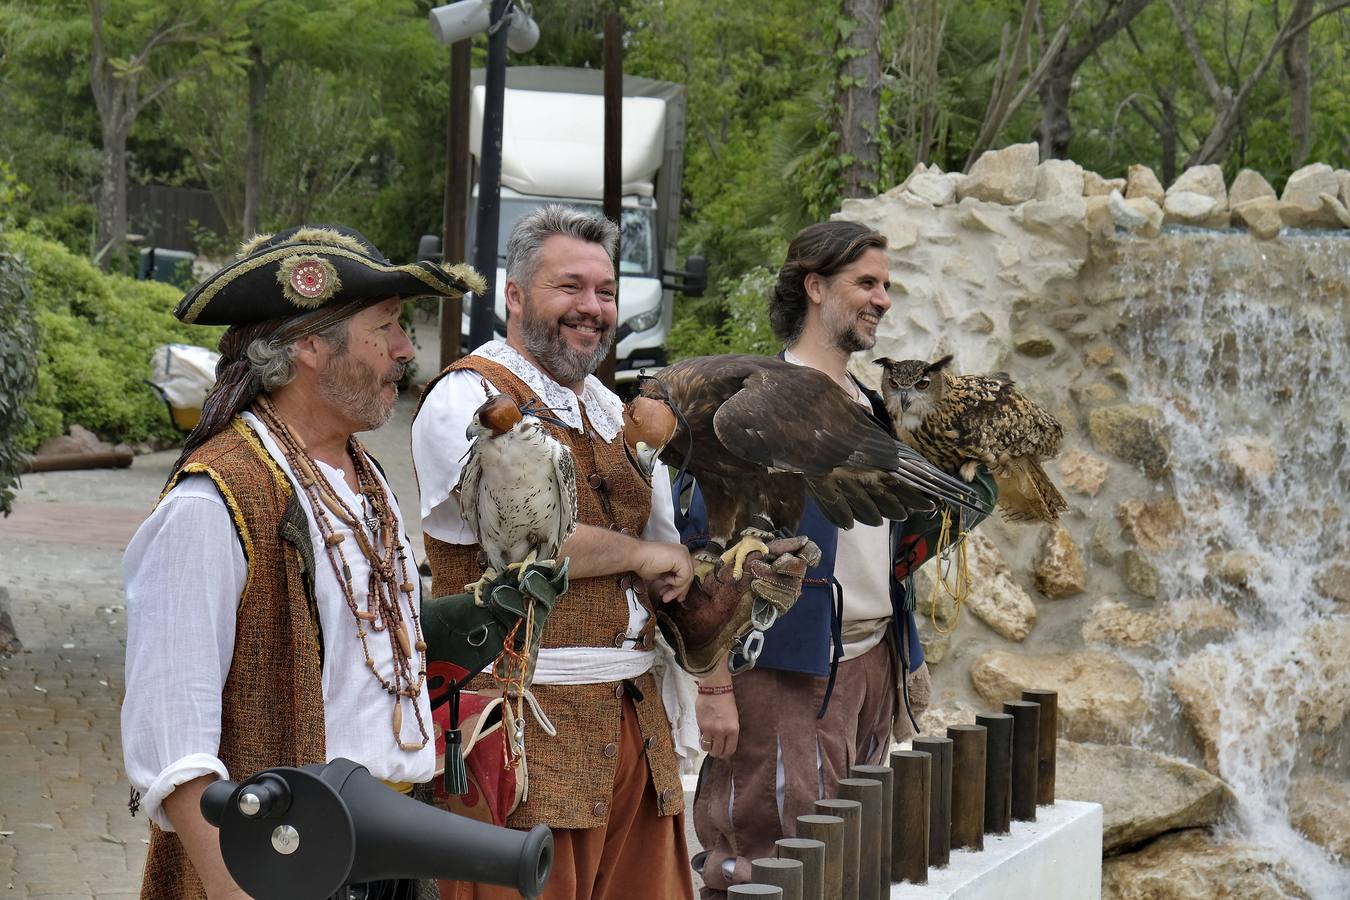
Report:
411,341,681,642
121,412,435,830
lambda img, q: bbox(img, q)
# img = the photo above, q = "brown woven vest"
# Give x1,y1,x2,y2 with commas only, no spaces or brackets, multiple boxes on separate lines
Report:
416,357,684,829
139,418,327,899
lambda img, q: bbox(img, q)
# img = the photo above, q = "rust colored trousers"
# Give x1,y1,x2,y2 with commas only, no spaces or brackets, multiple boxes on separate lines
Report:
439,696,694,900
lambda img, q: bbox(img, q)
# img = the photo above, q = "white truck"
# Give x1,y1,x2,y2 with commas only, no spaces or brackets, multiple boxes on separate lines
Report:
457,66,704,385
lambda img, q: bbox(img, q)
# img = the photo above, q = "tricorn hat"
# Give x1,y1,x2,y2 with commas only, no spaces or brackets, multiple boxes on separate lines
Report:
174,225,485,325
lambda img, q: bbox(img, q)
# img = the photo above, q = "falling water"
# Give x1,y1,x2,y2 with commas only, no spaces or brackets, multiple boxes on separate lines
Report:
1117,230,1349,897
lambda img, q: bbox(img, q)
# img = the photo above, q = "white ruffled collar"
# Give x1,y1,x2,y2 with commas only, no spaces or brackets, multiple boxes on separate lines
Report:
472,340,624,442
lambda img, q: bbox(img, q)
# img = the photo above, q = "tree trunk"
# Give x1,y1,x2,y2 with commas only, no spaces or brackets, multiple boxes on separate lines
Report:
839,0,882,197
1036,64,1074,159
97,125,128,271
1283,0,1314,168
1157,92,1178,185
242,44,268,238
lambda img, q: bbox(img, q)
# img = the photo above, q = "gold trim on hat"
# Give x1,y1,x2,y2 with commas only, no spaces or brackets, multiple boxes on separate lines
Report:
179,244,475,324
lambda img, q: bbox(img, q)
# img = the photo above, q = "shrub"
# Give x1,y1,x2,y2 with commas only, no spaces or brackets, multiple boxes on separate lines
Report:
2,231,224,450
0,246,38,515
667,265,780,360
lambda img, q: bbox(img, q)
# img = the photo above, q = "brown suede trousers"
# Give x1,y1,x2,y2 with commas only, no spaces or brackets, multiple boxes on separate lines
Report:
692,640,896,897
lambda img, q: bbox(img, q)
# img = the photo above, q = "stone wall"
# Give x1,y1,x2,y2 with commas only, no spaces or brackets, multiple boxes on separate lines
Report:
839,144,1350,895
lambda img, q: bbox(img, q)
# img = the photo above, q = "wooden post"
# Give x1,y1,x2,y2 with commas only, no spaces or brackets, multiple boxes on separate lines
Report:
752,858,803,900
1022,689,1058,805
775,838,825,900
728,886,783,898
948,724,986,851
851,764,892,895
439,38,471,371
976,712,1013,835
836,778,882,900
888,750,930,884
597,10,622,388
796,815,844,900
911,737,952,868
813,799,861,900
1004,700,1040,822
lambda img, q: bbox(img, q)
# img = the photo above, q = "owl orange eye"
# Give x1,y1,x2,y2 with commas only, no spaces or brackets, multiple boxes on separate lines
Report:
916,377,931,389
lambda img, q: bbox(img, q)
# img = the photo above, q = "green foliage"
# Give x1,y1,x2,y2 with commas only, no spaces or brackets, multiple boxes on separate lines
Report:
2,230,224,450
667,266,780,361
0,247,39,515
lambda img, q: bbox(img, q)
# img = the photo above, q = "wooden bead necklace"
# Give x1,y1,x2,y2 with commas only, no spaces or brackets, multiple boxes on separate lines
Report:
254,396,429,752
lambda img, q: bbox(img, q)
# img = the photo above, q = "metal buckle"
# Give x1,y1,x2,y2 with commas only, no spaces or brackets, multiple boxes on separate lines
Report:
467,625,489,647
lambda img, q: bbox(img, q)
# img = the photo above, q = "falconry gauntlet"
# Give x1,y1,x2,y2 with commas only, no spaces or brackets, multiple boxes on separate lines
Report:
658,536,821,677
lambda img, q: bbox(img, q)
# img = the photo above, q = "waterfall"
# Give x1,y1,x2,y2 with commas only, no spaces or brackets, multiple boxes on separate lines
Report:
1119,230,1350,897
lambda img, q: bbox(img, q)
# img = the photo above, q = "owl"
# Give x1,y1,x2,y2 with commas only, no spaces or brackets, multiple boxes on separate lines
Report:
873,354,1068,522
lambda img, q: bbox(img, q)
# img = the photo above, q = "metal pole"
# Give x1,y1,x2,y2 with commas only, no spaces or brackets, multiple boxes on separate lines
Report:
813,799,860,900
888,750,930,885
796,814,844,900
850,764,892,895
598,10,622,388
976,712,1013,835
468,0,512,351
775,838,825,900
948,724,986,851
911,736,952,868
1005,700,1041,822
440,38,471,370
751,858,803,900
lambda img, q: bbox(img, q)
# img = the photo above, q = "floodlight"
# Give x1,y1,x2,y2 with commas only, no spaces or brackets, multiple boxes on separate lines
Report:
428,0,539,52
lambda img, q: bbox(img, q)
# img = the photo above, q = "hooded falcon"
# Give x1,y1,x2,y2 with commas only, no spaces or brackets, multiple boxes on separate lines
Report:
455,394,577,601
632,354,988,577
874,354,1067,522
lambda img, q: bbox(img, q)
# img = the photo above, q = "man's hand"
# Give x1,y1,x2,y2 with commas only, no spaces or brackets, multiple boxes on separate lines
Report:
636,541,693,604
696,657,738,757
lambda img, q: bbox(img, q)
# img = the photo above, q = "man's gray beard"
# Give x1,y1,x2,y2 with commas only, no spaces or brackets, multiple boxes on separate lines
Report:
319,353,401,431
835,326,872,354
519,302,614,386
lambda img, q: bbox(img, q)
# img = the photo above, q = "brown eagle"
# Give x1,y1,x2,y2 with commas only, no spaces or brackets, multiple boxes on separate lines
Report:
455,394,577,601
628,354,988,577
874,354,1067,522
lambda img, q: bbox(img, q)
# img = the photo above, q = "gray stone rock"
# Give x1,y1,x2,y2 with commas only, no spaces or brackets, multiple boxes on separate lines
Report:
1123,197,1163,237
1034,158,1085,199
1121,549,1159,600
969,650,1146,741
1279,163,1343,228
1227,168,1276,208
1102,829,1312,899
1168,165,1227,207
1082,599,1166,648
1032,525,1086,599
963,531,1038,641
1014,332,1056,358
1163,191,1226,228
1287,773,1350,860
1088,404,1170,478
1083,171,1126,197
906,172,957,206
37,424,112,457
1057,740,1236,854
1231,197,1283,240
1056,447,1108,497
1116,496,1185,553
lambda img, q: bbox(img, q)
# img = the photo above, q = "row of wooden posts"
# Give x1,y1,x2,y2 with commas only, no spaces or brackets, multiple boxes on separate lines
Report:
725,689,1059,900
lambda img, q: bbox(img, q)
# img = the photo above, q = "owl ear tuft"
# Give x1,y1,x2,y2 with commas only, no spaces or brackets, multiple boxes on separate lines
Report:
873,357,894,368
927,354,955,374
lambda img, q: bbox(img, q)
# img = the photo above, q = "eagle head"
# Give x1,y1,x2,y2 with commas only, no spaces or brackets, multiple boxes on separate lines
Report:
622,395,678,478
466,393,523,441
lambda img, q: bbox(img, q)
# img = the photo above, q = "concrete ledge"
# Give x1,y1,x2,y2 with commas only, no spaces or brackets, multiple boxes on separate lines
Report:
891,799,1102,899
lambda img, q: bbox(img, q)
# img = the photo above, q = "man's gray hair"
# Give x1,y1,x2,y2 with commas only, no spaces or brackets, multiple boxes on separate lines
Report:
244,317,350,390
505,204,619,292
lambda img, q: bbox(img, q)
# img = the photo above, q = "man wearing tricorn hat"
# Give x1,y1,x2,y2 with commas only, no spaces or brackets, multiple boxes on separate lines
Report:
121,226,482,899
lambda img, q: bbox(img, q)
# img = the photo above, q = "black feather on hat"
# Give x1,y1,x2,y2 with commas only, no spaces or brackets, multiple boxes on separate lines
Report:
174,224,485,325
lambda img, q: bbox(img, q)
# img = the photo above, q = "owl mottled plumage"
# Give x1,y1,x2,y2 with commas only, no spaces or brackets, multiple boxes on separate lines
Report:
874,355,1068,522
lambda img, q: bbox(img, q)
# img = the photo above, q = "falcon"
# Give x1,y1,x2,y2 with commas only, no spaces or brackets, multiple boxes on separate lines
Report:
874,354,1067,522
630,354,988,578
455,394,577,602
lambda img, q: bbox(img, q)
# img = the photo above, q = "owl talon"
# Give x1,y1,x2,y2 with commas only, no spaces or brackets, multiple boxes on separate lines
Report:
959,460,980,482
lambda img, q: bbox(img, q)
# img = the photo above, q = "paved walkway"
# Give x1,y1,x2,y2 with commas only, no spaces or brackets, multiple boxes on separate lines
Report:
0,395,702,897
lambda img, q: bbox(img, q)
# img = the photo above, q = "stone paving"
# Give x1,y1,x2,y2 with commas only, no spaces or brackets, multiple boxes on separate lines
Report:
0,395,703,897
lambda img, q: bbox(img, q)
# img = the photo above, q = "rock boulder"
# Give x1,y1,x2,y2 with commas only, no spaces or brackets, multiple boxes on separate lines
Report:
1032,525,1087,599
1102,829,1312,899
970,650,1145,741
1287,773,1350,860
1088,404,1171,478
1280,163,1343,228
958,143,1039,205
1116,496,1185,553
1056,447,1108,496
1125,164,1164,204
962,532,1038,642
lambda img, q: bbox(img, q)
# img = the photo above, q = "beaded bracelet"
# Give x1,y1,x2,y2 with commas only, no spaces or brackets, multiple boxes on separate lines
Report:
697,683,735,695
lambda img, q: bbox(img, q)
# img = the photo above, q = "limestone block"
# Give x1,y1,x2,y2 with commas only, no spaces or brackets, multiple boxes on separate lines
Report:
1163,191,1226,228
1123,197,1163,237
1072,381,1119,405
969,650,1146,741
1320,192,1350,228
1166,597,1238,635
1313,562,1350,606
1081,600,1166,648
1019,196,1089,251
1086,345,1115,365
1168,164,1227,207
1056,447,1108,497
1301,617,1350,735
1032,525,1087,599
1124,164,1164,204
1090,519,1117,564
1287,774,1350,860
957,142,1039,204
1116,496,1184,553
1108,189,1148,231
907,172,957,206
1121,549,1159,599
1101,829,1313,899
1083,171,1126,197
916,700,978,737
955,196,1008,233
1085,194,1115,241
1231,197,1283,240
1034,158,1084,199
1218,435,1276,485
1088,404,1170,478
1169,653,1226,773
962,531,1038,642
1013,332,1056,357
1057,741,1236,854
1204,550,1259,589
1227,168,1276,208
1279,162,1342,228
961,310,995,334
1338,168,1350,207
879,219,919,251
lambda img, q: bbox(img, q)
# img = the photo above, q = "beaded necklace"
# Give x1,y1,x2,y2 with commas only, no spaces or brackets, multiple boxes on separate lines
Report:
254,395,429,752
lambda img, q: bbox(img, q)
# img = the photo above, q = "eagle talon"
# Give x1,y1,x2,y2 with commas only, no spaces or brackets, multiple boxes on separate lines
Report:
721,533,771,580
693,549,719,582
